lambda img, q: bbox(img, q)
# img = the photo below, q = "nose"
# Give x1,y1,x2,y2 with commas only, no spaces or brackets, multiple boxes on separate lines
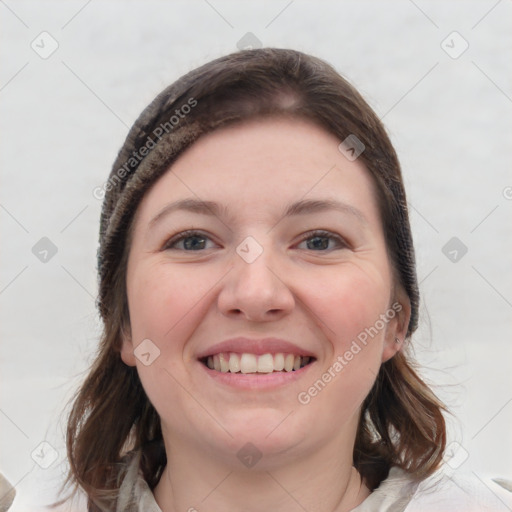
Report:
217,244,295,322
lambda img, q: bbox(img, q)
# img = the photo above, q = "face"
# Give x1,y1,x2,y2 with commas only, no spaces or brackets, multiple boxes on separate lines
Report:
121,117,410,468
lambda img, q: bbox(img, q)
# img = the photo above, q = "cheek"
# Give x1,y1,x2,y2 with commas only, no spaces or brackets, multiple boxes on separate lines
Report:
126,262,219,428
126,260,220,359
309,263,391,347
298,263,391,412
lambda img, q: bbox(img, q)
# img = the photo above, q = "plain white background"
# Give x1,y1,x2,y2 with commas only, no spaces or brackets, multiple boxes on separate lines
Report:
1,1,511,510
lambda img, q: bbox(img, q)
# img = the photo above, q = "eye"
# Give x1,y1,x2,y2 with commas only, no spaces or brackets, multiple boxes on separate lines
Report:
163,230,218,251
296,230,347,251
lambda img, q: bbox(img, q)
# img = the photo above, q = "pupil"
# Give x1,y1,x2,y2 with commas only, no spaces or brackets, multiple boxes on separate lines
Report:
184,236,205,250
308,236,328,250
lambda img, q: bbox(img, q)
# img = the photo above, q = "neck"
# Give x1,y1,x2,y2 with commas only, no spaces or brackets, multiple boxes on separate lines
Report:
153,434,371,512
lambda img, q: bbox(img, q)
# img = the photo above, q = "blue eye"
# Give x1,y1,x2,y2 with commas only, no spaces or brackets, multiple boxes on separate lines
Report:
297,230,346,251
163,229,346,252
164,230,215,251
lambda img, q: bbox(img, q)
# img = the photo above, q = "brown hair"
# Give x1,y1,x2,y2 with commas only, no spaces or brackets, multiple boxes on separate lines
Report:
64,48,446,509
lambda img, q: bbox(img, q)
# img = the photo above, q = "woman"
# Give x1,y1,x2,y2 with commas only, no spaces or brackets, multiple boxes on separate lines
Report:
64,48,447,511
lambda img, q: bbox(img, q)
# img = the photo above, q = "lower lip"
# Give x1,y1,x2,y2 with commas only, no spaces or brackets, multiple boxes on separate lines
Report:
198,360,314,390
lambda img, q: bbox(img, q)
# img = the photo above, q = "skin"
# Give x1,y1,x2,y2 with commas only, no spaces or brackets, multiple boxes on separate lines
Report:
120,117,411,512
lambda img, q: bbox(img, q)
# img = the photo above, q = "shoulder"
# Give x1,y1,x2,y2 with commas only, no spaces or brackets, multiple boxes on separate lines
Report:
404,467,512,512
353,465,512,512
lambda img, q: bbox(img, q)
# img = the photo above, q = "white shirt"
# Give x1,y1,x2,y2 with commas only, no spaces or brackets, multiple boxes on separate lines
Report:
115,450,512,512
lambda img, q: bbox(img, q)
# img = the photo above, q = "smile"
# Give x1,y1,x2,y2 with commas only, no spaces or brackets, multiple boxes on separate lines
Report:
200,352,315,374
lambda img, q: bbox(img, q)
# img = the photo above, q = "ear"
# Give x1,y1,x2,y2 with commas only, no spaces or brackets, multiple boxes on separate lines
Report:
119,323,137,367
381,287,411,363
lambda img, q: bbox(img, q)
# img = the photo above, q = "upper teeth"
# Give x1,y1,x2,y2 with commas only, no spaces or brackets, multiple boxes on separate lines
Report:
205,353,311,373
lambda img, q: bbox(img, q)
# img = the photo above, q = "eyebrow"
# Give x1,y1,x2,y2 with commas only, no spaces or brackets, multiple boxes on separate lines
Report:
148,197,368,229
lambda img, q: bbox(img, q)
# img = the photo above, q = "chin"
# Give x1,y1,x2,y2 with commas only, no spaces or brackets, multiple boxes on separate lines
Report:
217,409,311,458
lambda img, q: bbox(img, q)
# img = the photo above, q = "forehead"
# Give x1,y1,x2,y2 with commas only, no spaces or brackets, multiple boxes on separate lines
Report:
134,117,381,228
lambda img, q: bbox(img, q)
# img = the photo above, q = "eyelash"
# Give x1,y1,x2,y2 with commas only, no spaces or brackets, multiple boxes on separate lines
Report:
163,229,347,252
298,229,348,250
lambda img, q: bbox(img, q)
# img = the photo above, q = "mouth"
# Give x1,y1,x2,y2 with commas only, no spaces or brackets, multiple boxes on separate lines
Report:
199,352,316,374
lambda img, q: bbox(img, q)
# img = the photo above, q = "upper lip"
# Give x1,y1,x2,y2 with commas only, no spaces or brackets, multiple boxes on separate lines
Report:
196,337,316,359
